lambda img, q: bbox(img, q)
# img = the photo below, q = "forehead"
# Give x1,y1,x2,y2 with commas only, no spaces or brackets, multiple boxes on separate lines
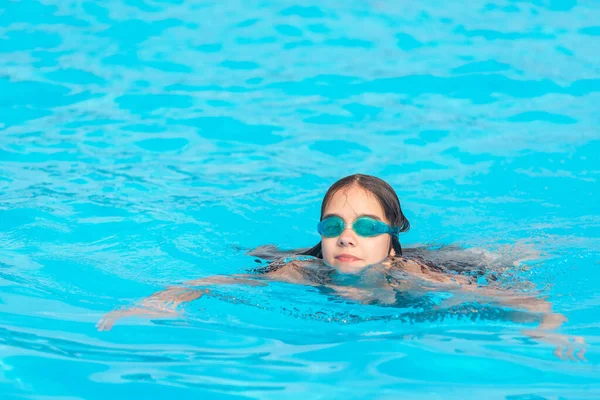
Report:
324,185,386,219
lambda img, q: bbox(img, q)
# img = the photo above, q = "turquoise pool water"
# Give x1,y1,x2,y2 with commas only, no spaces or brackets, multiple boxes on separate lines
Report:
1,0,599,398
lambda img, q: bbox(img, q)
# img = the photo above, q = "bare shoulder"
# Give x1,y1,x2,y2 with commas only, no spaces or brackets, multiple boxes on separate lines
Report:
386,256,427,274
263,259,313,284
391,256,425,273
387,256,471,285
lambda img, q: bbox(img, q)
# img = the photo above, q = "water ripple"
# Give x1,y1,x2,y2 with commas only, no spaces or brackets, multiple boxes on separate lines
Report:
1,0,599,397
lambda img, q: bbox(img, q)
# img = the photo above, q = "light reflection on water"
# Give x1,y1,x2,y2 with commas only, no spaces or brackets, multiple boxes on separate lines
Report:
0,0,599,398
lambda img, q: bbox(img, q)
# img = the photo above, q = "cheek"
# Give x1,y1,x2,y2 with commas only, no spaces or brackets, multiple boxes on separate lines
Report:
364,236,390,257
320,238,336,258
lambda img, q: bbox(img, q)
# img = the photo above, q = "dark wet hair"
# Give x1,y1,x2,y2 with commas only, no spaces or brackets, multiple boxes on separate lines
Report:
301,174,410,258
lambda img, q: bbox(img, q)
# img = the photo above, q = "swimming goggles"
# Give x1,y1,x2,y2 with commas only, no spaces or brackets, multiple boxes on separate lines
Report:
317,216,400,238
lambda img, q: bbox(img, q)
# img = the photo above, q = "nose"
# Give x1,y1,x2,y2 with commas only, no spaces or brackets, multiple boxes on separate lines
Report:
337,226,357,247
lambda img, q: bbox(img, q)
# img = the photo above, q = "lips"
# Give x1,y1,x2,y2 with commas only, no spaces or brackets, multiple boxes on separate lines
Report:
335,254,361,262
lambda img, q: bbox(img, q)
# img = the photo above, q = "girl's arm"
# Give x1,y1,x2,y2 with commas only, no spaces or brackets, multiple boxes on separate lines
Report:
97,259,313,332
440,278,585,361
477,289,586,361
96,274,266,331
398,258,586,361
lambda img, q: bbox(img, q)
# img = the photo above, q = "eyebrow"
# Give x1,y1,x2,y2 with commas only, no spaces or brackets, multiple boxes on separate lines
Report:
322,213,383,222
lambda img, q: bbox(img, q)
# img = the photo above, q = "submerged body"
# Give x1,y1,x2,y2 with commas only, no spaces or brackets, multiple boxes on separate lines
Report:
99,254,557,329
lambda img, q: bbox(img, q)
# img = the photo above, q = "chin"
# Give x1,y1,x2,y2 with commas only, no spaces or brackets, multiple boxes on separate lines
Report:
331,262,367,274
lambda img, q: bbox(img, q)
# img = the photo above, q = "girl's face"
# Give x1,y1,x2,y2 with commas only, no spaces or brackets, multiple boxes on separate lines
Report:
320,184,395,274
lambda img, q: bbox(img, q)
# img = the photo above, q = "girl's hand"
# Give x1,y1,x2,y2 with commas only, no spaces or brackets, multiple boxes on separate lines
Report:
522,327,587,361
522,313,587,361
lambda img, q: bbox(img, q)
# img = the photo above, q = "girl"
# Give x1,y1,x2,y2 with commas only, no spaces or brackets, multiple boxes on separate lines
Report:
98,174,585,360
